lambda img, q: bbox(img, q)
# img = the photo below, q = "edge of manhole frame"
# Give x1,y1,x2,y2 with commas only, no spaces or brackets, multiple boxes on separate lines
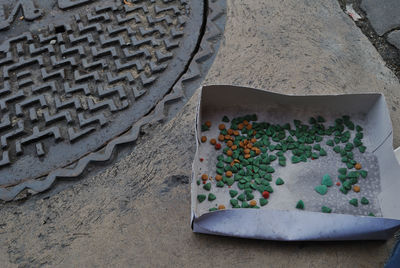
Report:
0,0,227,201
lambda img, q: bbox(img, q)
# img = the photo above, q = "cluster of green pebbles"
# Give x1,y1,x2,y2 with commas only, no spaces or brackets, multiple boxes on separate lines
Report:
198,114,374,215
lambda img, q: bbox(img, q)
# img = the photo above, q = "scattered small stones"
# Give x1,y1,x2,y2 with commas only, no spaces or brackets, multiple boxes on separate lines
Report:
198,114,371,214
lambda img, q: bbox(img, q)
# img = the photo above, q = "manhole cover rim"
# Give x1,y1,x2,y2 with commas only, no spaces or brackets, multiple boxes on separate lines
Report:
0,0,227,201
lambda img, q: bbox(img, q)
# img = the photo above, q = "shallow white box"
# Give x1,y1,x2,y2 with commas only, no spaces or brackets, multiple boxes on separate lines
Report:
191,85,400,241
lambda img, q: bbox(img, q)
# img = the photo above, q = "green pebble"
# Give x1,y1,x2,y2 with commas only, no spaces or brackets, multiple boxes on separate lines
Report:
216,161,224,168
315,185,328,195
333,146,341,153
260,198,268,206
222,115,230,122
338,168,347,175
208,193,216,201
266,166,275,173
291,155,301,164
296,200,305,209
360,170,368,178
361,197,369,205
237,193,245,201
334,136,341,144
356,125,363,132
265,185,274,193
226,178,235,186
241,201,250,208
279,160,286,166
321,206,332,213
197,180,201,185
246,192,254,201
216,168,224,175
346,162,354,169
317,116,325,122
326,140,334,147
313,144,321,151
209,207,218,212
203,183,211,191
340,187,348,194
359,146,366,153
230,199,239,207
343,180,352,190
338,174,347,182
275,177,284,185
322,174,333,187
229,190,238,198
197,194,206,203
353,138,362,147
319,148,327,156
349,198,358,207
216,181,224,187
368,212,375,217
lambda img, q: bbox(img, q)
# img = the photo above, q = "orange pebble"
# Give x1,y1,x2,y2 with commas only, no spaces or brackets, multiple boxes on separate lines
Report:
226,150,233,156
255,148,261,155
215,175,222,181
245,154,251,159
218,124,225,130
353,185,360,192
231,145,238,150
243,120,249,126
249,200,257,207
238,123,244,130
246,143,253,149
233,130,240,136
201,174,208,181
227,140,233,147
201,136,207,143
224,135,231,140
234,159,240,163
354,163,362,170
244,148,250,154
246,124,252,130
205,121,211,128
218,134,225,141
227,129,234,135
218,205,226,210
239,141,244,148
226,171,233,177
210,138,216,145
251,138,257,143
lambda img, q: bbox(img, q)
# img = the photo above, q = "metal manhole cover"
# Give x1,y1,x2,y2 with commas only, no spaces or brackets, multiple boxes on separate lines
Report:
0,0,203,188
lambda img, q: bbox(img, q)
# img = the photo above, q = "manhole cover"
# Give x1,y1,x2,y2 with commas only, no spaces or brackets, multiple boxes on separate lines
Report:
0,0,203,188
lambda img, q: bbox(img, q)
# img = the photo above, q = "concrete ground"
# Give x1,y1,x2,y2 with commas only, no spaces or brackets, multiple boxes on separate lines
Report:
2,0,400,267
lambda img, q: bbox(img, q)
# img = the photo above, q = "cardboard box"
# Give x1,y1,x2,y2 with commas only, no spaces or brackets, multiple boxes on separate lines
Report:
191,85,400,241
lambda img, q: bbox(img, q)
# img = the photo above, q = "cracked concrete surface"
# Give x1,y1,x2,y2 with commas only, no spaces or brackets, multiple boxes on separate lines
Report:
1,0,400,267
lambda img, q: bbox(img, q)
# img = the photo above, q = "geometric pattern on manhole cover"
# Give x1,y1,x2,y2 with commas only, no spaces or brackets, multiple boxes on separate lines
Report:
0,0,203,187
